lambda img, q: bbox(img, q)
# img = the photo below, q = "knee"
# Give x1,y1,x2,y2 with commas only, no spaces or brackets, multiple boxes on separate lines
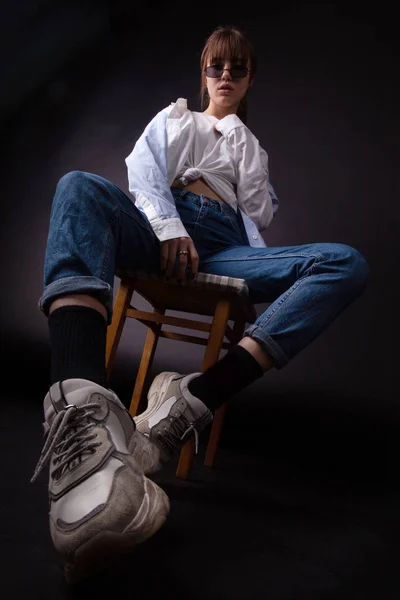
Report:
53,170,107,214
56,170,92,194
54,171,88,206
335,243,370,295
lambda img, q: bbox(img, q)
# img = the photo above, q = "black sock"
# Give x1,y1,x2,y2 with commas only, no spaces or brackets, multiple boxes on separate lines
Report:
48,305,107,387
188,345,264,411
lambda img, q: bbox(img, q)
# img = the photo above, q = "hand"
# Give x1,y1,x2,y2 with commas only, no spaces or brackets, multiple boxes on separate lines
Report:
160,237,199,281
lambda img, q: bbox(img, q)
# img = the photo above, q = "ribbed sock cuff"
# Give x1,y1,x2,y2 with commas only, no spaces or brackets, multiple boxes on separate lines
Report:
48,305,107,386
188,345,264,411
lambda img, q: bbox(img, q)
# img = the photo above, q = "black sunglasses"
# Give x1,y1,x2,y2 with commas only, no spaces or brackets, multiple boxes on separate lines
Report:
204,63,249,79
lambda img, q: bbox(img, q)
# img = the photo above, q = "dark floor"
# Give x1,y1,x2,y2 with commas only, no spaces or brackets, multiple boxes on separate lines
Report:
2,339,400,598
1,11,398,600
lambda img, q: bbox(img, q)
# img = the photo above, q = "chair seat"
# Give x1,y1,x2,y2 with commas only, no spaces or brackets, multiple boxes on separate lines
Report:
117,270,256,324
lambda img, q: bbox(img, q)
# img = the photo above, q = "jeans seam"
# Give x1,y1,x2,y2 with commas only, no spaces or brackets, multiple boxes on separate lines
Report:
202,252,325,265
100,226,113,281
256,254,324,327
258,278,304,326
191,199,207,245
100,207,119,281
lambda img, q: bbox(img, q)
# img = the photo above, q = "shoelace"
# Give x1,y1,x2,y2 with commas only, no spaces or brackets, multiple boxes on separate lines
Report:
158,413,200,459
30,403,102,483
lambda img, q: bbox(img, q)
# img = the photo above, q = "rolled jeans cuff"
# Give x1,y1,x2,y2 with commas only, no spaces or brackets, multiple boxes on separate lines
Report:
39,276,114,324
243,324,289,369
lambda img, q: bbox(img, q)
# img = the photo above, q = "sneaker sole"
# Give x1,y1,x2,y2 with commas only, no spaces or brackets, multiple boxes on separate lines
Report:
63,475,170,584
133,372,179,474
135,371,179,430
135,371,212,470
143,372,212,436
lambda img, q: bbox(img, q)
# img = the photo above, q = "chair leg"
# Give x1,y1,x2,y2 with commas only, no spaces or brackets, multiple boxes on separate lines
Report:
129,308,165,417
203,403,228,468
204,318,246,468
176,298,231,480
106,278,135,380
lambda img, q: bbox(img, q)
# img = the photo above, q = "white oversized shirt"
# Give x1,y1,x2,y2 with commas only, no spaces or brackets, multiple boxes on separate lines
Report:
125,98,279,247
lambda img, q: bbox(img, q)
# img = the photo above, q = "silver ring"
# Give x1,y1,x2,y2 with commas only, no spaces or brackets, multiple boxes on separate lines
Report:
177,250,189,256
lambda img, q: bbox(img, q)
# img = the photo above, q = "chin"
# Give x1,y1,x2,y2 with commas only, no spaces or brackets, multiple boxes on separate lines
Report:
217,99,236,107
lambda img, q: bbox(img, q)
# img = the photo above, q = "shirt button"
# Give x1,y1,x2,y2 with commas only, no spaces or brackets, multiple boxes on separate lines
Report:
252,235,258,240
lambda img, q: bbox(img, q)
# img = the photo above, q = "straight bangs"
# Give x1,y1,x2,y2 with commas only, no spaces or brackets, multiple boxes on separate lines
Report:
200,28,256,73
207,36,250,68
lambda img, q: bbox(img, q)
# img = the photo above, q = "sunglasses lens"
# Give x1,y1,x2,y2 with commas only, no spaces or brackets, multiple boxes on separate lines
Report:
205,65,248,78
205,66,221,78
231,66,248,78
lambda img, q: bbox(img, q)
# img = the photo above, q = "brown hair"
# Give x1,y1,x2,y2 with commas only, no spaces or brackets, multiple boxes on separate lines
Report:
199,25,258,124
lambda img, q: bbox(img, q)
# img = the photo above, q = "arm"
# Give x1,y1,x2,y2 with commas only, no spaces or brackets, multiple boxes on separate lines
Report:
233,128,275,232
125,107,190,242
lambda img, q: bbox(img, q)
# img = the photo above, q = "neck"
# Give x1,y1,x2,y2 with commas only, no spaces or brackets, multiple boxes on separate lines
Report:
203,100,239,120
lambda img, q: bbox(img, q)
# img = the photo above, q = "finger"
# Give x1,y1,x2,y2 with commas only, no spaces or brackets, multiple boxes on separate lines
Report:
166,240,178,277
160,242,170,272
176,250,189,281
188,244,199,277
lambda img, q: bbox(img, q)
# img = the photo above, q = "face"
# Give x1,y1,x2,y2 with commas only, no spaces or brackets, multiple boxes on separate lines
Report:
204,57,252,117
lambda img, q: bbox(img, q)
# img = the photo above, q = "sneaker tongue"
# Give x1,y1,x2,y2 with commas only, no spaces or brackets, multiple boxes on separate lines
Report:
43,379,112,425
43,379,110,477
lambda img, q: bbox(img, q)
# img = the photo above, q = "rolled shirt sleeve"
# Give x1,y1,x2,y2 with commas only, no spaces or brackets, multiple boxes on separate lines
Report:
125,105,190,242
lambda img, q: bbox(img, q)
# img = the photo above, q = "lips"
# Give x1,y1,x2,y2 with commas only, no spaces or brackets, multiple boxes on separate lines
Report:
219,85,233,91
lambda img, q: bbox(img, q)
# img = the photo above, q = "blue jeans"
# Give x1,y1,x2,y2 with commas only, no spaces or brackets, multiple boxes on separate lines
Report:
40,171,370,369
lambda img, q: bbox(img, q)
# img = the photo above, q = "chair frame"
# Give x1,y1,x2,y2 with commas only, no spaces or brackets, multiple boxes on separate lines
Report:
106,274,251,479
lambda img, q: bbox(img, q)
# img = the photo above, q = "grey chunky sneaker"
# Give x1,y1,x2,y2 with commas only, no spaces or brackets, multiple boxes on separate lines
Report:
31,379,170,584
133,372,213,474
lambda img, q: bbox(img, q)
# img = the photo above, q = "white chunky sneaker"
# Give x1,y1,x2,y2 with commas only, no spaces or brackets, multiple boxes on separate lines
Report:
31,379,170,584
133,372,213,474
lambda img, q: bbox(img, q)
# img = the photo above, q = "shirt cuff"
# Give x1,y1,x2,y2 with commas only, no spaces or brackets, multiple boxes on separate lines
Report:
149,216,190,242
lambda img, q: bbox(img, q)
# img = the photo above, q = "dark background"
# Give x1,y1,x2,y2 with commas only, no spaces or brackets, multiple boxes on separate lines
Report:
1,0,396,405
1,1,398,597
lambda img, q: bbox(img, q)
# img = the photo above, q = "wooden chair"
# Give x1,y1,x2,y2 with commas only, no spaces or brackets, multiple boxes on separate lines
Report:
105,270,256,480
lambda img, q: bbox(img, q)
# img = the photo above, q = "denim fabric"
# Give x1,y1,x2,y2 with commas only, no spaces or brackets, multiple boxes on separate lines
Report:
171,186,249,258
40,171,370,368
41,171,161,320
200,244,369,367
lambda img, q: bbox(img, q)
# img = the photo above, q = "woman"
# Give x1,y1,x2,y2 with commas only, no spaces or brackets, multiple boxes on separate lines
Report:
32,25,369,583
